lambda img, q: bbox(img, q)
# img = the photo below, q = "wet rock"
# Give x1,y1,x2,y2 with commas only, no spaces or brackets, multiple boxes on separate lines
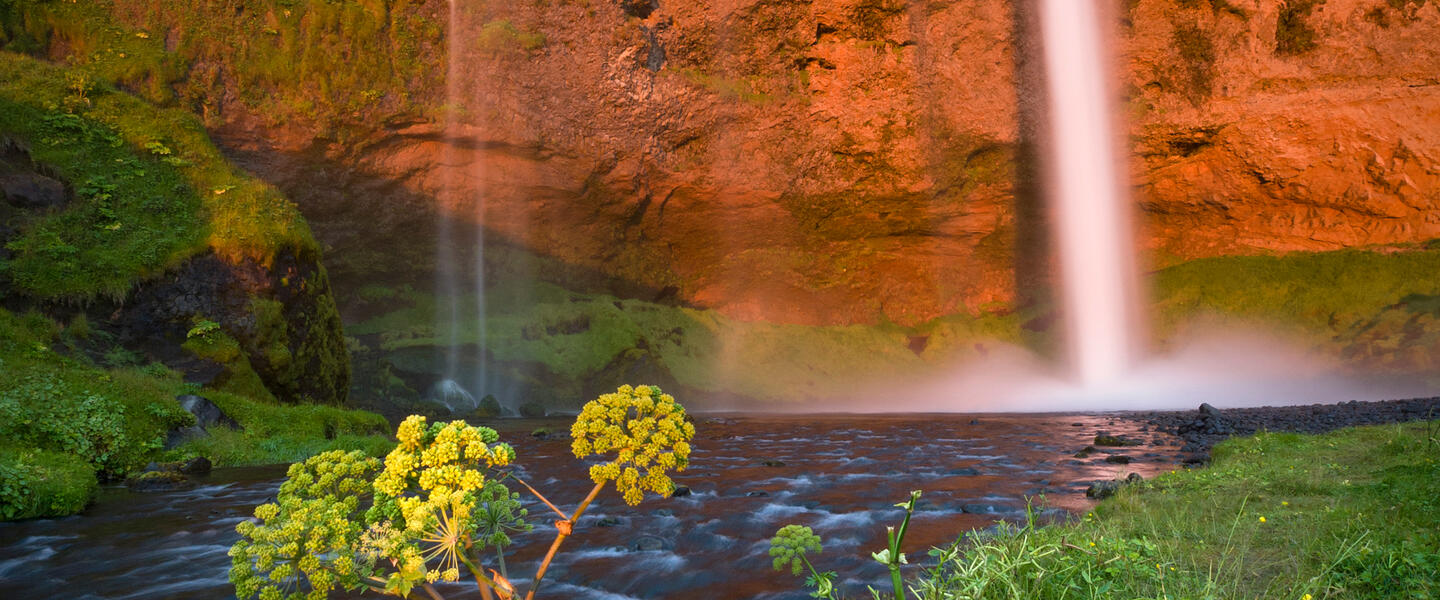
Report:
178,395,240,430
180,456,212,475
126,470,194,492
1085,480,1121,499
469,395,503,419
1126,473,1143,484
594,516,625,527
760,459,786,468
745,490,770,497
670,485,692,497
1073,446,1096,458
518,401,547,418
631,535,668,552
960,503,999,514
1093,433,1139,447
1104,455,1132,465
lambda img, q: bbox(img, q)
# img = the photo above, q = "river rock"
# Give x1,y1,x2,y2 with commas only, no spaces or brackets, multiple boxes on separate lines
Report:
960,503,999,514
126,470,194,492
1085,480,1122,500
631,535,669,552
1104,455,1132,465
1093,433,1140,447
670,485,691,497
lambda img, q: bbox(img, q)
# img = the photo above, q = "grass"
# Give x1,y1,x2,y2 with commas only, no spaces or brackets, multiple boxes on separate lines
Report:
0,50,316,301
164,389,392,467
909,421,1440,599
0,307,391,521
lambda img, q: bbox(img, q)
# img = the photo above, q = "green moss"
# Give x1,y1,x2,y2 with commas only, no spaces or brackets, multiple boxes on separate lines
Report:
351,282,1022,405
1,0,444,133
0,445,98,521
0,51,316,300
166,389,390,466
183,327,277,403
475,20,546,55
1152,248,1440,339
677,68,776,104
0,306,381,520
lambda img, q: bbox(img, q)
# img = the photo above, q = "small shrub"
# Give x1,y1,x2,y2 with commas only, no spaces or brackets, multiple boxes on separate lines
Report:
1275,0,1322,55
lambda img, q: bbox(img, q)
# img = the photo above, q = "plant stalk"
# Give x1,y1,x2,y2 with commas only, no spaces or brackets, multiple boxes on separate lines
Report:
523,481,605,600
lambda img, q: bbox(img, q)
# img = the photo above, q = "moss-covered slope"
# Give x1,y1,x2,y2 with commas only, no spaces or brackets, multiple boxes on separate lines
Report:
0,50,349,404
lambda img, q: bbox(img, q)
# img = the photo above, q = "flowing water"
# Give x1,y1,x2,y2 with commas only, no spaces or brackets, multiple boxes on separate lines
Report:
0,414,1183,599
1039,0,1142,385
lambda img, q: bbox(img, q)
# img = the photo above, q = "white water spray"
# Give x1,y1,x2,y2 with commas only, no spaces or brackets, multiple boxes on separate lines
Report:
1038,0,1141,385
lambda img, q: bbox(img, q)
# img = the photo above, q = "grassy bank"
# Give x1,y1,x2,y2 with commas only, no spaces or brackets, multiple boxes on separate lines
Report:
0,308,389,521
907,421,1440,599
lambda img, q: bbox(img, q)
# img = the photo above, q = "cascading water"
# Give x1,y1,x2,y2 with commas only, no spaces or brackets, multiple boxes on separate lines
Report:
432,0,487,411
1037,0,1142,386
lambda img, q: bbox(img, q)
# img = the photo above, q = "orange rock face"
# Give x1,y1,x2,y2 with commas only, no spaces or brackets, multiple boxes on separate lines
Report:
207,0,1440,325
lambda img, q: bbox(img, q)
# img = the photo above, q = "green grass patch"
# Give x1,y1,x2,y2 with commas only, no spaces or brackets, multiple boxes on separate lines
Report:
0,51,315,301
0,307,388,520
0,445,99,520
912,421,1440,599
165,389,392,466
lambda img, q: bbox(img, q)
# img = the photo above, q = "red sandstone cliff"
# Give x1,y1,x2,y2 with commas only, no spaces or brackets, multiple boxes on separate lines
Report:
89,0,1440,325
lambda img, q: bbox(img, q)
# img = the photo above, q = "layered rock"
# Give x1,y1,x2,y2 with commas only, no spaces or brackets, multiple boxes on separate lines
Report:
11,0,1439,328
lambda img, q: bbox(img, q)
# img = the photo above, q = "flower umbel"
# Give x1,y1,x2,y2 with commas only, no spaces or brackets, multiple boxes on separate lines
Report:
570,385,696,505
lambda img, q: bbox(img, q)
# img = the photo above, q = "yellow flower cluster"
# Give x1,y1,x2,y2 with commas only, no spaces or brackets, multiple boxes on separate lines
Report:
371,416,517,585
230,450,380,600
375,416,513,501
569,385,696,505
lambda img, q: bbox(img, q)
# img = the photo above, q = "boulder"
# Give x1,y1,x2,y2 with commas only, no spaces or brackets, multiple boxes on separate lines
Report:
0,172,67,209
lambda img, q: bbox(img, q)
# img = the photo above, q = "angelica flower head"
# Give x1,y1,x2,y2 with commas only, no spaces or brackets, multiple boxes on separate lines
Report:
570,385,696,505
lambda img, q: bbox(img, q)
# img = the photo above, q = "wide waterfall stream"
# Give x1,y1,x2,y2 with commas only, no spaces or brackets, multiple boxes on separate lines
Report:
0,414,1181,599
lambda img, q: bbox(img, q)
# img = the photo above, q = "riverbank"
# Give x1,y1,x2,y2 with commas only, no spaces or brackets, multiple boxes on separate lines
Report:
907,415,1440,599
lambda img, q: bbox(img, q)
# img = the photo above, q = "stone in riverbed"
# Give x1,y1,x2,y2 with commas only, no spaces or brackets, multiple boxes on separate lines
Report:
1104,455,1132,465
1093,433,1140,447
1085,480,1121,499
126,470,194,492
961,503,1000,514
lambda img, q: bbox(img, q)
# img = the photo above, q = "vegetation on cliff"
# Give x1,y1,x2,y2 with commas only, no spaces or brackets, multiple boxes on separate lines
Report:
0,50,374,519
1153,245,1440,375
0,0,443,133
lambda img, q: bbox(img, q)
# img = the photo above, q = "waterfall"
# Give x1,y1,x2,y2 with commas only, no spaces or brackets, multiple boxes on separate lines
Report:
1037,0,1141,385
432,0,486,411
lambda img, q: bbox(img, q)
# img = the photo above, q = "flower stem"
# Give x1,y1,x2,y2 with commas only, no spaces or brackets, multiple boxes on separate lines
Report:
523,481,605,600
